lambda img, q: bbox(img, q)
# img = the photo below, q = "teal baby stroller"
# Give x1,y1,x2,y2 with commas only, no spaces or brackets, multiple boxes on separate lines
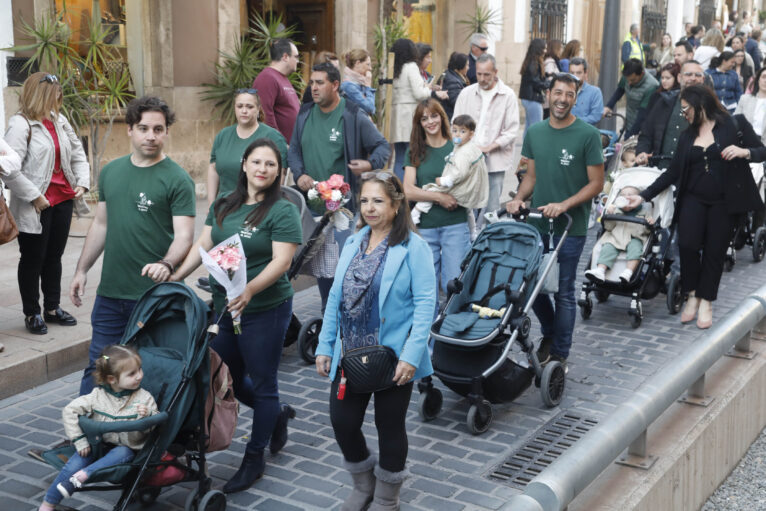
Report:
418,211,571,434
41,282,226,511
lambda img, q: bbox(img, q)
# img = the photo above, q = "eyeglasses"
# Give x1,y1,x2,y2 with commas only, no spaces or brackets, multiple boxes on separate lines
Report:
361,171,395,181
682,72,704,78
39,74,58,84
474,45,489,52
235,88,258,94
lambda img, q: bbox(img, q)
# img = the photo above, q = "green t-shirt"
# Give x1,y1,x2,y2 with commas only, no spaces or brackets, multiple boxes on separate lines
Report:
405,140,467,229
300,98,346,183
98,155,196,299
210,123,288,196
521,118,604,236
205,198,302,315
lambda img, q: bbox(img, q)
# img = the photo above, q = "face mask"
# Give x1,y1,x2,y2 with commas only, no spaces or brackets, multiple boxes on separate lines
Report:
452,137,462,145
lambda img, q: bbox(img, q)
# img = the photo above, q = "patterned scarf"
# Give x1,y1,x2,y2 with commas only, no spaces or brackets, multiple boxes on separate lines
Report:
340,232,389,351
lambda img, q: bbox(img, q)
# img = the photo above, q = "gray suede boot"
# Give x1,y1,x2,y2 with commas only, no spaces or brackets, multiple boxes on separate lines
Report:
368,465,409,511
341,454,377,511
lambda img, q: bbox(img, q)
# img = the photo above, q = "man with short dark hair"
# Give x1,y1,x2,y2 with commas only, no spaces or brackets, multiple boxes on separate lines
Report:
253,38,301,141
467,33,489,84
70,96,196,396
569,58,604,125
506,74,604,371
747,29,762,71
604,58,658,136
288,62,390,311
674,41,695,66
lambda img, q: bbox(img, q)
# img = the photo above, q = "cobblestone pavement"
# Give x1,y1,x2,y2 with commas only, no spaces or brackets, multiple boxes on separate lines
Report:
2,229,766,511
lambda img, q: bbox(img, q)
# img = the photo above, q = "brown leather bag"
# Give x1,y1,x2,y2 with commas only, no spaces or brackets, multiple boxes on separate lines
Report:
0,191,18,244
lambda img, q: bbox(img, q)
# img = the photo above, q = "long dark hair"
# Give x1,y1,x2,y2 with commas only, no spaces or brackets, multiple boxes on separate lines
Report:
680,84,729,135
752,66,766,95
710,51,735,70
214,138,283,228
408,98,450,168
357,172,414,246
545,39,563,68
392,38,418,79
521,38,546,77
734,49,753,86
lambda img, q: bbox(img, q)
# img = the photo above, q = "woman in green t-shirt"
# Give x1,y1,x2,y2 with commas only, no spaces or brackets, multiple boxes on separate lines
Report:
403,99,472,295
207,89,288,208
173,139,302,493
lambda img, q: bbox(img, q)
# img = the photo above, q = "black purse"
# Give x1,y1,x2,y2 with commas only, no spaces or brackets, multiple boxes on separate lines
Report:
340,343,397,394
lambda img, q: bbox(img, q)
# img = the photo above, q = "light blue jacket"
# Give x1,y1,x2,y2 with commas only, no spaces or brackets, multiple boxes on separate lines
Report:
340,81,376,116
572,82,605,126
316,226,436,382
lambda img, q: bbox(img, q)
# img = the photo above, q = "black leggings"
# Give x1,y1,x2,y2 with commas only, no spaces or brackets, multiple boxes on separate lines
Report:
329,374,413,472
677,195,730,301
17,199,74,316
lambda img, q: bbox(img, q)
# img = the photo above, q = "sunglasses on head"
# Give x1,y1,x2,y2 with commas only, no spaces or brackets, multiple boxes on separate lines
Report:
474,45,489,52
361,171,395,182
40,74,58,84
235,88,258,95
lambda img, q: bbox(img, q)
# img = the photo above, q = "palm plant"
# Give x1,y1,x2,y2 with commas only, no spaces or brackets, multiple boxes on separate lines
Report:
4,3,134,189
457,5,502,39
200,11,303,123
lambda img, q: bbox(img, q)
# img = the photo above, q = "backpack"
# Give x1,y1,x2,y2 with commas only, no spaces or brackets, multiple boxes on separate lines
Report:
204,348,238,452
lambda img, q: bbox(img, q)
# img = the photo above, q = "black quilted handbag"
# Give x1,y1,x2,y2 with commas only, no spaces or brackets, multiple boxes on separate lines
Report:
340,344,398,393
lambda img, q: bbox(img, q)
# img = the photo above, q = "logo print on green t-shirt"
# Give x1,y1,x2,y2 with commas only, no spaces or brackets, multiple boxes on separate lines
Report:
239,225,258,239
560,149,574,166
136,193,154,212
330,128,341,142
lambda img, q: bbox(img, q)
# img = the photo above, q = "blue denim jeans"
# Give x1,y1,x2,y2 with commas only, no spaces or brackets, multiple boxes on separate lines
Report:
532,235,586,359
420,222,472,294
521,99,543,137
393,142,409,181
80,295,138,396
211,298,292,453
44,445,135,505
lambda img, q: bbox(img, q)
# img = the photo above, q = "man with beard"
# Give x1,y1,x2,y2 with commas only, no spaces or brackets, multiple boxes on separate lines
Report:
505,74,604,371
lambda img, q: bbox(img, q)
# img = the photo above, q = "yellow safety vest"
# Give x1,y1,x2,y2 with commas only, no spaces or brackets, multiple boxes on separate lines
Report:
621,33,645,69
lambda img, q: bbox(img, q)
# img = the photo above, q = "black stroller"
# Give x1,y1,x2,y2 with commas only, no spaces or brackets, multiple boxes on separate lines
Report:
724,162,766,271
579,167,681,328
41,283,226,511
418,210,571,435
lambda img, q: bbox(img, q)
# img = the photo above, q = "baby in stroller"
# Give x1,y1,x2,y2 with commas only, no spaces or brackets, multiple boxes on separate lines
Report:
585,185,654,284
40,344,158,511
410,114,488,230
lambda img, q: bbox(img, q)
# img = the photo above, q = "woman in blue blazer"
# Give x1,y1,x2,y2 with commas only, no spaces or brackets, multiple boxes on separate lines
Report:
316,172,436,511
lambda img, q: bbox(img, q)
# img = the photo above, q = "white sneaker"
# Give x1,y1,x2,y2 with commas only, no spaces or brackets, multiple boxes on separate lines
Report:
619,268,633,283
585,267,606,282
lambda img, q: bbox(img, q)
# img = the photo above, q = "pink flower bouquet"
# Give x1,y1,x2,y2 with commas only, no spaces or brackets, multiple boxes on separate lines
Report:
200,234,247,334
306,174,352,230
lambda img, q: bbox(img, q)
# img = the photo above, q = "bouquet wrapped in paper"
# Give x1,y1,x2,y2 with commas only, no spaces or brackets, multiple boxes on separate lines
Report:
306,174,353,230
200,234,247,333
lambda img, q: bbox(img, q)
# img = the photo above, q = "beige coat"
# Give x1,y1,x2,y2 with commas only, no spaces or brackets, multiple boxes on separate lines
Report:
734,94,766,145
63,386,159,452
3,113,90,233
452,79,520,174
600,204,652,251
391,62,432,143
421,140,489,209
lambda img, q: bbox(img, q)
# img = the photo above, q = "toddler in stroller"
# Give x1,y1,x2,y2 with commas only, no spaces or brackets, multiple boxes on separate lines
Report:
40,344,159,511
585,185,654,284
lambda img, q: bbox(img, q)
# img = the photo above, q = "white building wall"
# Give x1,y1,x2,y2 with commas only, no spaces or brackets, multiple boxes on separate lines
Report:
0,0,13,134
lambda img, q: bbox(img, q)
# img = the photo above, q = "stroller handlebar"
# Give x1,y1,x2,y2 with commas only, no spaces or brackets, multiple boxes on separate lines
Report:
600,213,657,228
495,207,573,231
78,411,169,440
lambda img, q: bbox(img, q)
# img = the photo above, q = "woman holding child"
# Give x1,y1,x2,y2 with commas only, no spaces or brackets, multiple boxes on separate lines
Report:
403,99,473,295
172,138,302,493
625,85,765,329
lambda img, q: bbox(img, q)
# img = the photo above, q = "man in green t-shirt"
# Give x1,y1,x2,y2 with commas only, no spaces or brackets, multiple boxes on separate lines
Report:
70,96,196,395
287,62,390,311
507,74,604,371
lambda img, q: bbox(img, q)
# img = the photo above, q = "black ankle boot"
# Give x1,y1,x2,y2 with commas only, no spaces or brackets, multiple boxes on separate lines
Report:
223,448,265,493
269,404,296,455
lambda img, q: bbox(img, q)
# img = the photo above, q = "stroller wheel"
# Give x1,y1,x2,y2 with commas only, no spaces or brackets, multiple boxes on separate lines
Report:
724,252,735,272
753,227,766,262
136,486,161,506
579,296,593,320
298,317,323,364
466,400,493,435
666,273,683,314
418,388,443,422
541,361,566,407
199,490,226,511
594,289,609,303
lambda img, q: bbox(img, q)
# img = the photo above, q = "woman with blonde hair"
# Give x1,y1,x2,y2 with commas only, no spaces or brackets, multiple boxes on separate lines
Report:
3,72,90,335
694,28,725,69
341,48,376,116
559,39,581,72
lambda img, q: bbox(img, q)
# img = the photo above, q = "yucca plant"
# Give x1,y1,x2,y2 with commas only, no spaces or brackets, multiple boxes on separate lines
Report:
200,11,303,123
458,5,502,39
4,2,134,190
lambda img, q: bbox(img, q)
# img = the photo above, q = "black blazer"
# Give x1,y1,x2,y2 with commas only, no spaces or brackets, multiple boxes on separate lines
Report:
436,69,468,119
636,90,680,157
519,61,548,103
641,114,766,221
